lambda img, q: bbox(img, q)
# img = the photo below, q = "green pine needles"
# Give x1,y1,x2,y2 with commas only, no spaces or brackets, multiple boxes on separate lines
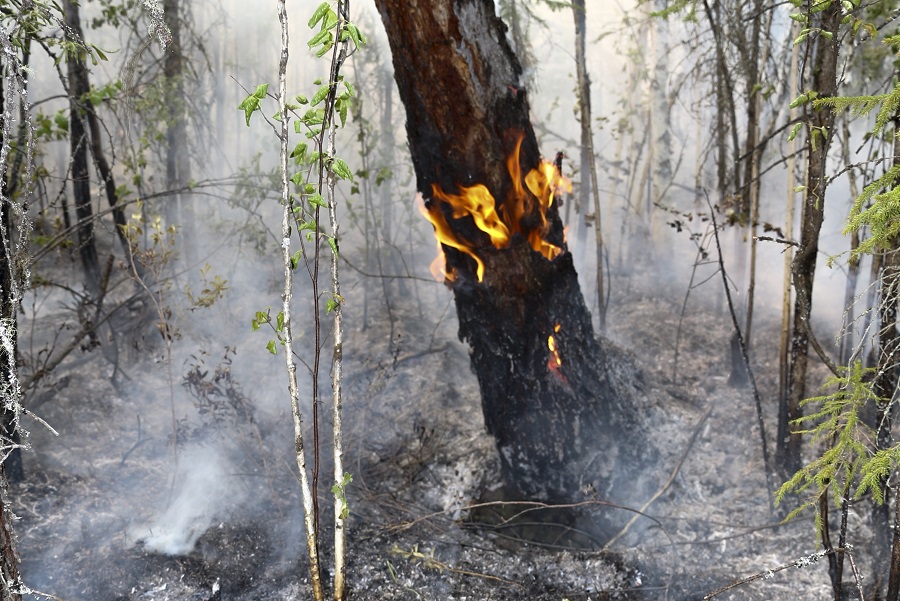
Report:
776,362,884,529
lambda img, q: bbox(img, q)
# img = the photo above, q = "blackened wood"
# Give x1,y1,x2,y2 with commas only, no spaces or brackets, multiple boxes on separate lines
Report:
375,0,649,506
65,0,101,293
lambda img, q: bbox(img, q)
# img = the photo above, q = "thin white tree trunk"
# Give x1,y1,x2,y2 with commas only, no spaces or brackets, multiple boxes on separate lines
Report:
277,2,324,599
328,8,350,599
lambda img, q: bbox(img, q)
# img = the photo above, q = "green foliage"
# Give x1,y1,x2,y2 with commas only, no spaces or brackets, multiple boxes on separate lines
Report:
858,445,900,504
812,35,900,257
238,83,269,127
185,264,229,309
843,164,900,255
815,80,900,138
777,362,880,530
331,472,352,520
649,0,697,20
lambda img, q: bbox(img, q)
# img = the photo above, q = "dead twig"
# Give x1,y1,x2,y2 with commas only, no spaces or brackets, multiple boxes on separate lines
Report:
708,195,775,513
702,547,864,600
603,401,715,549
755,235,800,248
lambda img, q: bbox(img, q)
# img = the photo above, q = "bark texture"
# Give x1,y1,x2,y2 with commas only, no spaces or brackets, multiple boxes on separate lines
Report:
0,38,24,601
65,0,101,292
375,0,649,508
778,3,842,478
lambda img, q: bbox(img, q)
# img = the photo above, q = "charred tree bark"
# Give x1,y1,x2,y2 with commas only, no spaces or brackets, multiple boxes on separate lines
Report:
60,3,131,260
65,0,101,293
375,0,649,508
85,98,131,258
777,2,841,479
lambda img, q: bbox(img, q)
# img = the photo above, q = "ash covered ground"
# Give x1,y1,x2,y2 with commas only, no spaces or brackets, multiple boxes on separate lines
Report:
10,261,866,600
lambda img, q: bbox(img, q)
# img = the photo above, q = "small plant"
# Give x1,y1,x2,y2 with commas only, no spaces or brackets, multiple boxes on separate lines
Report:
238,2,365,599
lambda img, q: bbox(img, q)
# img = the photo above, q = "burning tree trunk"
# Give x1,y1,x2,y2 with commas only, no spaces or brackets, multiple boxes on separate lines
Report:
374,0,649,506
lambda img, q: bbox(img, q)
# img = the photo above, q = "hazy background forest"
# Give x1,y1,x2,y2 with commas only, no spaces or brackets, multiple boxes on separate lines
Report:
1,0,899,599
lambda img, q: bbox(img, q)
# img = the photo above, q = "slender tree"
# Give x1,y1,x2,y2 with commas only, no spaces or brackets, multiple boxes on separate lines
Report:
572,0,606,330
778,1,842,478
162,0,198,273
65,0,101,293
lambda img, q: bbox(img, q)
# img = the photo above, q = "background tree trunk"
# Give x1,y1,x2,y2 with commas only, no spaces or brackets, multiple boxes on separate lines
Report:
374,0,650,510
778,3,842,478
163,0,198,274
65,0,101,293
572,0,605,331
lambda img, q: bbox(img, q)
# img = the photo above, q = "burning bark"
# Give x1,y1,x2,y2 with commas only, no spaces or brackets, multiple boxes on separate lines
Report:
375,0,651,511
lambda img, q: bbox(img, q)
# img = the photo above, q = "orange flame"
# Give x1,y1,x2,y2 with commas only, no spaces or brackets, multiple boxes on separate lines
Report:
421,133,571,282
548,323,562,371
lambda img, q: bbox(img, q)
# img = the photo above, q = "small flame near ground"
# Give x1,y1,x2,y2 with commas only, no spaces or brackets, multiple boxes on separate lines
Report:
548,323,562,372
420,133,572,282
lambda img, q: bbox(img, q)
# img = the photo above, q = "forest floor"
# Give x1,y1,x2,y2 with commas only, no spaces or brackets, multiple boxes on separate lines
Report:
9,258,876,601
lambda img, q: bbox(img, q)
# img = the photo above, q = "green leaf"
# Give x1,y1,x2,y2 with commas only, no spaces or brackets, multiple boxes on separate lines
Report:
309,194,327,208
312,83,331,107
326,298,339,314
308,28,331,49
789,93,810,109
323,8,339,30
291,172,305,187
327,236,338,256
308,2,330,28
316,38,335,57
238,94,261,127
266,339,277,355
291,249,303,269
276,311,285,332
300,220,318,231
252,310,270,330
253,83,269,98
291,142,308,164
92,44,108,62
332,158,353,181
343,23,364,49
296,94,309,105
787,122,803,142
336,98,348,127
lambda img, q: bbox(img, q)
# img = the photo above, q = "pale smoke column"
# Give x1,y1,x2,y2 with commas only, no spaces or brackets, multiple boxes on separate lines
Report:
135,445,231,555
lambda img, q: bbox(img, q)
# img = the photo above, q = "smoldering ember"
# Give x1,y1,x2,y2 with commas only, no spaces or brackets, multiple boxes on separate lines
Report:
0,0,899,600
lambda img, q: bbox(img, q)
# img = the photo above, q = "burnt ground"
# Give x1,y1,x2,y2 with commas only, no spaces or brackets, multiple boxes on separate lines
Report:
8,259,874,601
